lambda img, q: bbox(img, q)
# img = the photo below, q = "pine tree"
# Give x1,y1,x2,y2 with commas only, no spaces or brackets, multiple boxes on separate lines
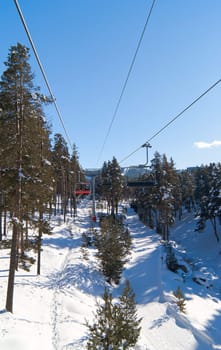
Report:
109,157,124,215
149,152,178,239
0,43,52,312
194,165,210,206
51,133,70,219
173,286,186,313
86,280,142,350
69,144,82,217
100,161,112,212
117,280,142,348
195,163,221,242
100,157,124,215
179,169,195,215
95,215,131,284
86,288,119,349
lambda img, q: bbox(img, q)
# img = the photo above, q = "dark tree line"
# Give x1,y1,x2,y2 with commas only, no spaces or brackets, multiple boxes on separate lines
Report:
193,162,221,242
130,152,181,241
130,152,221,243
92,153,221,287
97,157,124,215
0,43,83,312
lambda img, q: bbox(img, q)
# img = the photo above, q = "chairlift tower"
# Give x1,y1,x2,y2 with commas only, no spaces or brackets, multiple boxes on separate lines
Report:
141,142,152,166
125,142,156,187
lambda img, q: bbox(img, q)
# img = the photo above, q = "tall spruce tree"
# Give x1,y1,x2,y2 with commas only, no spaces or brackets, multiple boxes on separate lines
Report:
0,43,52,312
51,133,70,219
195,163,221,242
109,157,124,215
149,152,178,240
207,163,221,242
33,118,54,275
95,215,131,284
69,144,82,217
100,157,124,215
117,280,142,348
179,169,195,214
86,280,141,350
194,165,210,206
100,161,112,212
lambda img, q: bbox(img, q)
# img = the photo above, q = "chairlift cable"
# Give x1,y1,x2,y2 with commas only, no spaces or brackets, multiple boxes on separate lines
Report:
120,78,221,165
96,0,157,164
13,0,73,150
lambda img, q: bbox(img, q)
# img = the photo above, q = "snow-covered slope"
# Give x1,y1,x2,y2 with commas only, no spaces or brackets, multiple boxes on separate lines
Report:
0,200,221,349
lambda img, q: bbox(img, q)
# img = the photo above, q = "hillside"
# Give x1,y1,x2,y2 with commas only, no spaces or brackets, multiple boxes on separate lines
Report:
0,199,221,349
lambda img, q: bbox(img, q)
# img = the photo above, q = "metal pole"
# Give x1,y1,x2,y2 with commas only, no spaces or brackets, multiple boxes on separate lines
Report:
142,142,152,165
92,176,96,219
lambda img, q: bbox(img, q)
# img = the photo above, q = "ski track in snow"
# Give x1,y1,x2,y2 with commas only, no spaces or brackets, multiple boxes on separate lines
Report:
1,200,221,349
51,250,70,350
50,212,89,350
49,200,98,350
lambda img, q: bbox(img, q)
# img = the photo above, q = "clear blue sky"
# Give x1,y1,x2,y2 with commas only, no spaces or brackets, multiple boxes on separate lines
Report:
1,0,221,170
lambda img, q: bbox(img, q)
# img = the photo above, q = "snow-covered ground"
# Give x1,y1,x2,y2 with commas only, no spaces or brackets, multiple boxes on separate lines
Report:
0,199,221,349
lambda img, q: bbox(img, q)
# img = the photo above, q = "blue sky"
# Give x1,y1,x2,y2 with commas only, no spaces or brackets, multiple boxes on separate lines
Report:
1,0,221,170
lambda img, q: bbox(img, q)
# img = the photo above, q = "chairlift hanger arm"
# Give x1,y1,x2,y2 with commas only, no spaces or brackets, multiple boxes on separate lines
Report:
141,142,152,166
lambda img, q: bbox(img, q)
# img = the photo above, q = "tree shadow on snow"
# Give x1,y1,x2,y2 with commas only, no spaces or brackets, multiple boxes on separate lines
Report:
116,246,163,304
42,235,82,250
36,259,106,297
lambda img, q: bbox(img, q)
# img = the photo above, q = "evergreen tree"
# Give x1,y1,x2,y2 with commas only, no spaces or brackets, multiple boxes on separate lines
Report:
117,280,142,348
95,215,131,284
179,169,195,214
100,157,124,215
86,280,141,350
109,157,124,215
194,165,210,206
51,133,70,219
195,163,221,242
86,288,119,349
207,163,221,242
69,144,82,216
0,43,52,312
100,161,112,212
150,152,178,240
173,286,186,313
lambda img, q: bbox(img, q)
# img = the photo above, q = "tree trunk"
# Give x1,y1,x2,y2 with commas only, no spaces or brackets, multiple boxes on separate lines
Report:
25,220,28,248
63,193,67,223
37,211,43,275
0,210,2,241
3,210,7,236
6,223,18,313
210,216,220,243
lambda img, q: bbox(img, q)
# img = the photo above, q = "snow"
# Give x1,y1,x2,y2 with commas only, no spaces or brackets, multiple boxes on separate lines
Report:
1,199,221,349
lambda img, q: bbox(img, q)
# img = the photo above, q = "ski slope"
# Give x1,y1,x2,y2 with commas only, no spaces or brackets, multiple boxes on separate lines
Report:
0,199,221,349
